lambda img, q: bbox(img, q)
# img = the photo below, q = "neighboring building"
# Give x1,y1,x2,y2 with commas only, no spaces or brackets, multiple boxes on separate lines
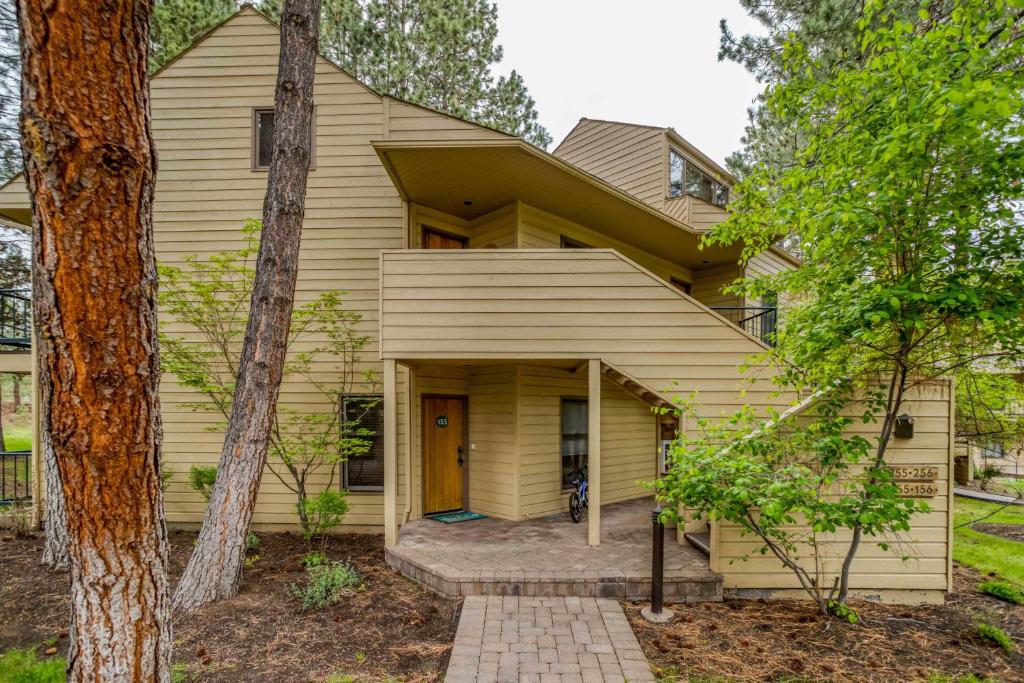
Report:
0,7,953,603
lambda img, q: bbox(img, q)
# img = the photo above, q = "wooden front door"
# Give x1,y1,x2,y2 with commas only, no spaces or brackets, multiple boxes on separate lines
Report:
422,227,467,249
422,396,466,514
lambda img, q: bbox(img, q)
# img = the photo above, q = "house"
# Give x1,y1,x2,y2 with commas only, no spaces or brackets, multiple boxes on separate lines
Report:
0,7,954,604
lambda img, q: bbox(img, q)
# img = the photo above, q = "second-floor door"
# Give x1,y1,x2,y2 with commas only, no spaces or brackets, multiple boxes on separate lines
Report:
422,227,466,249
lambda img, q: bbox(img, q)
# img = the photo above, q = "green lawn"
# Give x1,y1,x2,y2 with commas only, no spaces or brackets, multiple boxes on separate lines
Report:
953,496,1024,587
3,423,31,451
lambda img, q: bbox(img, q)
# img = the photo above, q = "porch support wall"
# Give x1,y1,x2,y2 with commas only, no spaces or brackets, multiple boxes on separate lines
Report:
588,358,601,546
384,358,398,545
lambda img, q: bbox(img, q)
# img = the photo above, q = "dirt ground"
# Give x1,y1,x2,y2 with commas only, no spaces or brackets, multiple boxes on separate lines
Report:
0,530,458,682
975,522,1024,543
627,564,1024,683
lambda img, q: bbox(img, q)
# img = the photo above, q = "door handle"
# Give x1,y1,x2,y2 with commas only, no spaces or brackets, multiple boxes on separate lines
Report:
457,445,464,466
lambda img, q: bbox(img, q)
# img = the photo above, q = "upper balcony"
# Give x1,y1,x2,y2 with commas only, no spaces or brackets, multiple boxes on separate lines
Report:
0,289,31,349
379,248,778,411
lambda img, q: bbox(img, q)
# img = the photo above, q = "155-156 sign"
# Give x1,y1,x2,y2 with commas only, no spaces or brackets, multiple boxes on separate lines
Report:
888,465,940,498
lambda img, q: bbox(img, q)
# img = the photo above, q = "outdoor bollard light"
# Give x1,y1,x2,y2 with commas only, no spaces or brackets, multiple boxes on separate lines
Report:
642,505,675,623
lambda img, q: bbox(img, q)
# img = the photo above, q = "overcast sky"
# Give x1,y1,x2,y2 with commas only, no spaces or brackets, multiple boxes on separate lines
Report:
494,1,766,165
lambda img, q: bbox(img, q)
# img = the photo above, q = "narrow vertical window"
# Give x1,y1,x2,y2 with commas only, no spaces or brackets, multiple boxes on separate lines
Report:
669,150,684,197
253,108,275,170
341,394,385,492
560,399,588,489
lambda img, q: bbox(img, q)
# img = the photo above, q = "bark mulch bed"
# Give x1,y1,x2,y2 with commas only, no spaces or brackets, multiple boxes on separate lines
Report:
0,529,459,682
975,523,1024,543
627,564,1023,682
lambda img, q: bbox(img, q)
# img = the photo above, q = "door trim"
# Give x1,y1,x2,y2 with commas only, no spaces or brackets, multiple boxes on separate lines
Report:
421,393,469,515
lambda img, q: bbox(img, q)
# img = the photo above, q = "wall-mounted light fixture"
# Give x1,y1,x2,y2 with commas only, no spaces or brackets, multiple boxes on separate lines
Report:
894,414,914,439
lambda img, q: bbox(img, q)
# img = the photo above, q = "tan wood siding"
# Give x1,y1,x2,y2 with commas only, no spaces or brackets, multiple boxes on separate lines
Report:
745,249,797,310
690,263,743,309
467,365,518,518
517,203,693,285
380,249,782,420
713,381,953,594
145,9,516,531
386,99,511,141
518,365,657,519
554,120,666,210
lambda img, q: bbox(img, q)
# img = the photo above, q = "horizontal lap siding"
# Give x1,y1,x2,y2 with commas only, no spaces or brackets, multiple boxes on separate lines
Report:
518,366,656,520
153,10,498,530
381,249,782,422
691,263,742,309
387,99,511,141
745,250,797,310
468,366,517,519
714,382,953,593
518,204,693,284
554,120,665,210
153,12,394,530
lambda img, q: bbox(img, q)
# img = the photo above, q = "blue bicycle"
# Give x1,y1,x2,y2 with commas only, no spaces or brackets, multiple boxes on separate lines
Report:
567,467,588,523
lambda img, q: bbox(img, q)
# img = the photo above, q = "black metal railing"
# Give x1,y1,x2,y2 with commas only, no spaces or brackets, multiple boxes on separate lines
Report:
0,289,30,348
0,450,31,504
711,306,778,345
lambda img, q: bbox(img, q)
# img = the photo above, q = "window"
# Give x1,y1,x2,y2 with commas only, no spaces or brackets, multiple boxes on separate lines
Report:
669,150,685,197
560,399,588,489
668,148,729,207
560,235,592,249
253,107,316,171
341,394,384,492
253,108,275,170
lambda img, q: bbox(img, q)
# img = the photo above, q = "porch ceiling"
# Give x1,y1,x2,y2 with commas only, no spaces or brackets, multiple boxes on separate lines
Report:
372,139,745,270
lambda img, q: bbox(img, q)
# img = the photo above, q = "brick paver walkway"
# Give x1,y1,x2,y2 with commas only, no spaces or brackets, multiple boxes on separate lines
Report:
387,498,721,601
445,596,655,682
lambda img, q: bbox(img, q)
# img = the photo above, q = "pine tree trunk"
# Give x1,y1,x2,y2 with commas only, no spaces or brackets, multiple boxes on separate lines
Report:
18,1,171,680
40,359,68,569
174,0,321,611
0,381,6,451
12,372,21,411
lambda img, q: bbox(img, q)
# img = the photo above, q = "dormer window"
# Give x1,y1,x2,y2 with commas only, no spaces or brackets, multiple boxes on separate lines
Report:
668,149,728,207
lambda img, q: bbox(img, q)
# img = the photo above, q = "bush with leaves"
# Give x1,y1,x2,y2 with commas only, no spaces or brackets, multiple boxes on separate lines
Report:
299,489,349,547
187,465,217,501
665,0,1024,617
292,560,361,611
159,222,377,536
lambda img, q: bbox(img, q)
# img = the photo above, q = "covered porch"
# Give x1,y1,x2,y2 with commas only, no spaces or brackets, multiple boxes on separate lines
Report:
385,497,721,601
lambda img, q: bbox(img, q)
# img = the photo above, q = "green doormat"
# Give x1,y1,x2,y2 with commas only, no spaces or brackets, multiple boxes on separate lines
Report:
429,511,487,524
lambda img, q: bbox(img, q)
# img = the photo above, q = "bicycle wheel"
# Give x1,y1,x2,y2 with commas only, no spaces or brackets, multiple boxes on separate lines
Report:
569,491,583,523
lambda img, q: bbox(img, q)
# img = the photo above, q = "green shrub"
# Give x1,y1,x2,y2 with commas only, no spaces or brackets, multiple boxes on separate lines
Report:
188,465,217,501
975,622,1015,653
298,489,349,542
301,551,327,568
292,560,360,611
974,465,1003,491
245,532,261,552
0,648,65,683
160,465,174,493
978,580,1024,605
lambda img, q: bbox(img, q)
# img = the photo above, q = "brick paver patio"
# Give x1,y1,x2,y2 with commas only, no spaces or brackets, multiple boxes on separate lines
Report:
386,497,721,600
446,596,655,683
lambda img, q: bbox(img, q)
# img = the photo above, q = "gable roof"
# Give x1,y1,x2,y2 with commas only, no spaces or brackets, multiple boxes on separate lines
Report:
557,117,737,186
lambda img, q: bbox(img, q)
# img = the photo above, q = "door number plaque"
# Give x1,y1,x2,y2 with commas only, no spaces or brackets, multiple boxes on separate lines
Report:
887,465,940,497
435,415,449,428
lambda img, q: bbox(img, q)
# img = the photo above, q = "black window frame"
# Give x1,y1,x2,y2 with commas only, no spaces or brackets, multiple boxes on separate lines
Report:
340,393,385,493
560,398,588,490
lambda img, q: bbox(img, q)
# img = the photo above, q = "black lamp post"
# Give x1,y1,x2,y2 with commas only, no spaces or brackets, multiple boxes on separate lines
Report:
642,504,674,623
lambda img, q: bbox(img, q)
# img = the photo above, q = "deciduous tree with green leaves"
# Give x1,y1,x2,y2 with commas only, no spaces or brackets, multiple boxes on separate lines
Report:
158,222,378,536
659,0,1024,616
258,0,551,147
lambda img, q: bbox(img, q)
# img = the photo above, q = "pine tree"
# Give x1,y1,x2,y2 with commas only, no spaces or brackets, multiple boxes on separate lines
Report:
259,0,552,148
151,0,239,71
720,0,942,177
0,0,19,183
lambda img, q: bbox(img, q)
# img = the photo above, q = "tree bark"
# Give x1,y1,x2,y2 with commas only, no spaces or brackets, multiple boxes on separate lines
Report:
0,380,6,451
18,1,171,680
174,0,321,610
40,360,68,569
12,371,21,411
